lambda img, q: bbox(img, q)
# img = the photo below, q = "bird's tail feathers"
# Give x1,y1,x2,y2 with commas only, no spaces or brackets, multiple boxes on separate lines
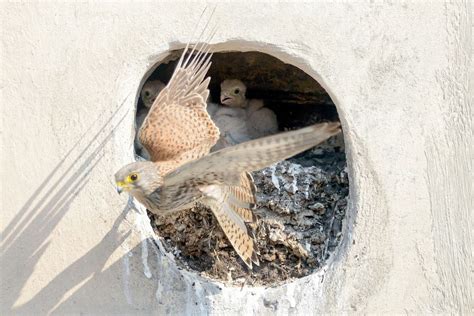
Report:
201,183,259,269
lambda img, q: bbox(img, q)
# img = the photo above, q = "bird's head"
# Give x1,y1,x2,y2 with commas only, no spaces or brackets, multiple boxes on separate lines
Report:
220,79,247,108
114,161,161,196
141,80,166,109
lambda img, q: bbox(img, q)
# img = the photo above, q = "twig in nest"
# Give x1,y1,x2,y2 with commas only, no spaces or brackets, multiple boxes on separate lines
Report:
270,262,287,274
208,228,215,249
213,248,221,263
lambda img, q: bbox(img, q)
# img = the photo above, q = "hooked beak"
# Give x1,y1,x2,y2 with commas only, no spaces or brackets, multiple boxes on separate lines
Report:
116,181,126,194
220,94,232,104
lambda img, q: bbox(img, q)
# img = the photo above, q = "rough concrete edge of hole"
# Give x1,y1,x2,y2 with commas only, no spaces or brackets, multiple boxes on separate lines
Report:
116,39,357,311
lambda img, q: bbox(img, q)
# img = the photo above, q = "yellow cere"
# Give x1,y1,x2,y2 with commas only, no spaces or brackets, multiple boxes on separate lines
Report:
116,181,126,188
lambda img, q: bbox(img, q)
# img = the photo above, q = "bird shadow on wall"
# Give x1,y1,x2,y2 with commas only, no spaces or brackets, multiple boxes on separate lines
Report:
0,96,133,313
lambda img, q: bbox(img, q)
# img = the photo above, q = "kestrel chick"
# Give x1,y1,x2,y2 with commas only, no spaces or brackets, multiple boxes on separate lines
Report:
115,40,341,268
220,79,248,108
141,80,166,109
211,79,279,151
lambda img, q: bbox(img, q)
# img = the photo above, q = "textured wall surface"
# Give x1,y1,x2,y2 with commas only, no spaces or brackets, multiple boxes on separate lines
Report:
1,1,472,314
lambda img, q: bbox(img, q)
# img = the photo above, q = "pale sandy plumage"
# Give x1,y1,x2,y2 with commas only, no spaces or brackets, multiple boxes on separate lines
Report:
211,79,279,151
115,35,342,268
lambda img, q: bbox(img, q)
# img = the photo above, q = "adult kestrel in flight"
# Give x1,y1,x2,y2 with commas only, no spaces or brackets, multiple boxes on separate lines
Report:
114,39,341,268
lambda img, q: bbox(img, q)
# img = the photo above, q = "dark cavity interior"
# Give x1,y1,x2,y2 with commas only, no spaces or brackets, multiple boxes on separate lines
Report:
139,51,340,132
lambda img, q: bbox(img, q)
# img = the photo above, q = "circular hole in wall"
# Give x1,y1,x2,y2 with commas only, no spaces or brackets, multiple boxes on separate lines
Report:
136,50,349,286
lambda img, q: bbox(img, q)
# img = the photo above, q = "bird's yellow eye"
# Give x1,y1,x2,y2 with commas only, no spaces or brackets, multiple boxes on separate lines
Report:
129,173,138,182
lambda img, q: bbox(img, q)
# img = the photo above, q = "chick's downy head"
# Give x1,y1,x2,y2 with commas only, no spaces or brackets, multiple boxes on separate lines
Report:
220,79,247,108
141,80,166,108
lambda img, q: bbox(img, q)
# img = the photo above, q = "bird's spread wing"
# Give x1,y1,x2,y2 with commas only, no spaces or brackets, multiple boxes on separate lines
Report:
159,122,341,268
163,122,342,188
139,41,219,164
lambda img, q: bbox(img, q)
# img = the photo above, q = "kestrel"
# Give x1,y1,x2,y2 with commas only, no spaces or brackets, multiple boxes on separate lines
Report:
211,79,279,151
115,40,341,268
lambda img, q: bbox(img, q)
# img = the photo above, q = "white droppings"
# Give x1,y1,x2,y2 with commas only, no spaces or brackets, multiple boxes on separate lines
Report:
270,164,281,191
141,237,152,279
121,241,133,305
287,163,299,194
153,247,165,302
131,198,153,279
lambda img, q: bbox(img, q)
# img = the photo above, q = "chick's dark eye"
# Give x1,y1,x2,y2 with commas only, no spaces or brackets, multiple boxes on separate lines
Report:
130,174,138,181
234,88,240,94
144,91,150,97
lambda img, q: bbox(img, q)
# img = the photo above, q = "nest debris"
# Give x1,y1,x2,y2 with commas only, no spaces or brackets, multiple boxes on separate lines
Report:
148,146,348,286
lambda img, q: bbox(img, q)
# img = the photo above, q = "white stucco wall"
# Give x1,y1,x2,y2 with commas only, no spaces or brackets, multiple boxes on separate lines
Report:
1,1,472,314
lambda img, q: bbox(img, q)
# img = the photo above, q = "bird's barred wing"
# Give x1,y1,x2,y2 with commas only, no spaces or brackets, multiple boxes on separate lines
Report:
155,171,259,268
227,172,257,223
163,122,342,188
138,40,219,163
199,173,259,268
160,122,341,267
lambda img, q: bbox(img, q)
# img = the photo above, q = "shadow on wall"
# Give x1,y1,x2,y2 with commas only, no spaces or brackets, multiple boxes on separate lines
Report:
0,97,132,313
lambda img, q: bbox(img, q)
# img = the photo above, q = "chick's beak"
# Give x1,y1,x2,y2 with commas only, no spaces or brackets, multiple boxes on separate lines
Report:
220,93,232,104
